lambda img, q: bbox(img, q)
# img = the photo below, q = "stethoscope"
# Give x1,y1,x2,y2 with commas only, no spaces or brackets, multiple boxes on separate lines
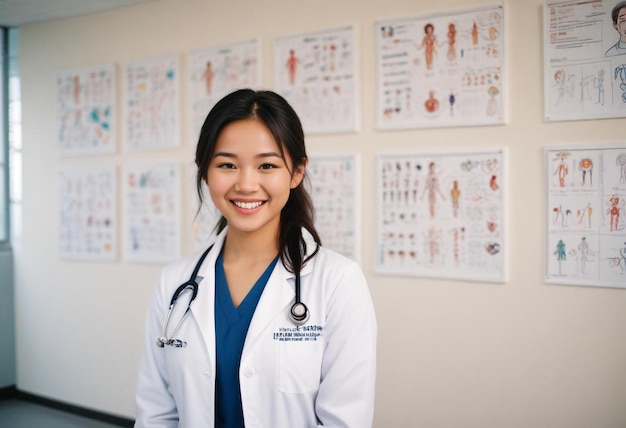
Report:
157,244,309,348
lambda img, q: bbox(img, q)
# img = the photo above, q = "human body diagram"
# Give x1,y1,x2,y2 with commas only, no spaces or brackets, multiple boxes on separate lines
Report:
377,150,505,282
377,5,504,129
274,27,357,133
549,63,614,115
545,0,626,120
57,64,115,155
188,40,260,139
547,147,626,287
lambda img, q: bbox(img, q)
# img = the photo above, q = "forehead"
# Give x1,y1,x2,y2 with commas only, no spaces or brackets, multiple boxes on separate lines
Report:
619,7,626,18
215,118,280,152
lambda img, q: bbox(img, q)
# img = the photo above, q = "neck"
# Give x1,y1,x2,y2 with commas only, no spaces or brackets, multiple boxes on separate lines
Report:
223,225,280,263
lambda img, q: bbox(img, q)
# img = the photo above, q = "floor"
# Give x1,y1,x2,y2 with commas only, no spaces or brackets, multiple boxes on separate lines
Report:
0,399,128,428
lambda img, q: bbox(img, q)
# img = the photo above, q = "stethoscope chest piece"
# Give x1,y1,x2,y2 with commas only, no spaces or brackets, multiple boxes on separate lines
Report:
290,301,309,325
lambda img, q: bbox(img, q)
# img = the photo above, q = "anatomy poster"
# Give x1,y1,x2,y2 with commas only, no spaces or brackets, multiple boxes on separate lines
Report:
546,145,626,288
274,26,358,134
58,165,116,261
57,64,115,156
123,162,181,263
188,40,260,142
123,54,180,151
184,163,221,252
376,149,506,282
377,5,505,129
191,195,220,252
544,0,626,121
307,154,360,260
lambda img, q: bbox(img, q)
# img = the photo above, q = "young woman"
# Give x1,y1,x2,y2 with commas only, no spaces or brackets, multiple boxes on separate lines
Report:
135,89,377,427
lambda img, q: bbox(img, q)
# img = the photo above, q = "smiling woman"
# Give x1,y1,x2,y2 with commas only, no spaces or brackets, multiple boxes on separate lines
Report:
208,118,304,241
135,89,377,428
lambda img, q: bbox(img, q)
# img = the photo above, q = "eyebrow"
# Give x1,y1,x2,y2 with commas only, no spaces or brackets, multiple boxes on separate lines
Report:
213,151,283,159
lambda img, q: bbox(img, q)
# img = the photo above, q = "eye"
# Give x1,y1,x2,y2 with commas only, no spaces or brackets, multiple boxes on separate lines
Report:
217,163,236,169
260,163,277,170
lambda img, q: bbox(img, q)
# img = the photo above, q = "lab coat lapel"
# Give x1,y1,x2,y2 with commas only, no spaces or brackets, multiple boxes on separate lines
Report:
244,261,294,345
244,253,315,346
189,232,226,362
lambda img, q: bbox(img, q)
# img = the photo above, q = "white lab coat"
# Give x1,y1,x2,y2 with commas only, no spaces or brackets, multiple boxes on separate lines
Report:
135,228,377,427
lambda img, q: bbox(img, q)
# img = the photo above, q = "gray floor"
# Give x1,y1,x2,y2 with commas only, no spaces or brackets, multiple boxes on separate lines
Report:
0,399,127,428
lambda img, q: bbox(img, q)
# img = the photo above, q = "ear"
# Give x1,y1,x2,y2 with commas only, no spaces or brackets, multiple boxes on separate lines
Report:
290,158,307,189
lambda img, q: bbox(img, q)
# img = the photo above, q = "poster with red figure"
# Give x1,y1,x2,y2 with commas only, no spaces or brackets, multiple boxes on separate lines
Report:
57,64,116,156
376,5,505,130
376,148,507,282
274,26,358,134
546,144,626,288
188,39,260,142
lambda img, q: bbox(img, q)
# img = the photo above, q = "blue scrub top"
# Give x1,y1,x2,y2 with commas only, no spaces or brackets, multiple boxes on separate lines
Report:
214,252,279,428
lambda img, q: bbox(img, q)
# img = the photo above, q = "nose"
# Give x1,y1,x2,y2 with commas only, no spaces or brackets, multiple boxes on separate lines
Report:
234,168,259,193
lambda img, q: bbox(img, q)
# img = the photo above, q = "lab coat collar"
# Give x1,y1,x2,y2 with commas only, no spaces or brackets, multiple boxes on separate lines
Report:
189,226,318,357
188,229,226,363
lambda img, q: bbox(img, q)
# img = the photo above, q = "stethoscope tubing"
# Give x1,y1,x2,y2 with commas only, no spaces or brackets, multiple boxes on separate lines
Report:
157,243,309,347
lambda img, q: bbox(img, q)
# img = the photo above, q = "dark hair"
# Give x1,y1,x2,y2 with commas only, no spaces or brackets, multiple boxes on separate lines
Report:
613,1,626,23
195,89,321,274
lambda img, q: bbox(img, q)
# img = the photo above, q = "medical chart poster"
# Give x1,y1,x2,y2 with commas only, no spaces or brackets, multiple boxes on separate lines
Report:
184,163,221,252
123,54,180,151
188,40,261,142
376,149,507,283
307,154,360,261
123,162,181,264
273,26,358,134
57,64,116,156
376,5,505,130
58,165,116,261
546,144,626,288
544,0,626,121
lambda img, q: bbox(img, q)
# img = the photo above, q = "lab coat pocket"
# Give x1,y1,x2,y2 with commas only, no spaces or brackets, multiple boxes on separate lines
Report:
278,338,323,393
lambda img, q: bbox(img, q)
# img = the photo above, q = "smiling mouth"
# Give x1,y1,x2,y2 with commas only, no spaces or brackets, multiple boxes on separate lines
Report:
233,200,265,210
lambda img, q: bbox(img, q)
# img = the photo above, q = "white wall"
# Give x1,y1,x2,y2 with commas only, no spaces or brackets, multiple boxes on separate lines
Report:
15,0,626,426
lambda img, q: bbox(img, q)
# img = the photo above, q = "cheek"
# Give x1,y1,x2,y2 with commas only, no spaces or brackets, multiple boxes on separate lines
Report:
269,174,296,198
206,172,228,200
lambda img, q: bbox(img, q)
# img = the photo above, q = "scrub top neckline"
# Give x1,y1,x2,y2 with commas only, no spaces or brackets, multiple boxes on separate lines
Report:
215,252,280,323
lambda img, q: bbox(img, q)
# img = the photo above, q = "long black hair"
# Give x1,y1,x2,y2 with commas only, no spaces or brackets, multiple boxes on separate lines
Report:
195,89,321,274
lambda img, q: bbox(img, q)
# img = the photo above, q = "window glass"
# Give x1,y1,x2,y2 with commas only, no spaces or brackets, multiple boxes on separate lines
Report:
0,28,7,243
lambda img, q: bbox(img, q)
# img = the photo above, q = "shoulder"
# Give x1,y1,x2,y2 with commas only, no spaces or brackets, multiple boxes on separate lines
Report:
311,245,357,270
306,245,367,290
160,233,225,285
160,241,219,286
605,43,626,56
160,251,205,284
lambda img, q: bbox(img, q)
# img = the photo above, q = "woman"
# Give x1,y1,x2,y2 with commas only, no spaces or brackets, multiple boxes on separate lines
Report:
135,89,377,427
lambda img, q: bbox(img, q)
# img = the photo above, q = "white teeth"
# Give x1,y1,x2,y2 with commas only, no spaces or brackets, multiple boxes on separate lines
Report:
234,201,263,209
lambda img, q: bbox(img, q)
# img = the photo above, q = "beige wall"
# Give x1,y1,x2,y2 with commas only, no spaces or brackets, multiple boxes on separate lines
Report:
15,0,626,426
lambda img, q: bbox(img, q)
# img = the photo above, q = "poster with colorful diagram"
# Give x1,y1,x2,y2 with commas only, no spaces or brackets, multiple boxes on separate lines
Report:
57,64,116,156
58,165,116,261
376,148,506,282
377,5,505,129
546,144,626,288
